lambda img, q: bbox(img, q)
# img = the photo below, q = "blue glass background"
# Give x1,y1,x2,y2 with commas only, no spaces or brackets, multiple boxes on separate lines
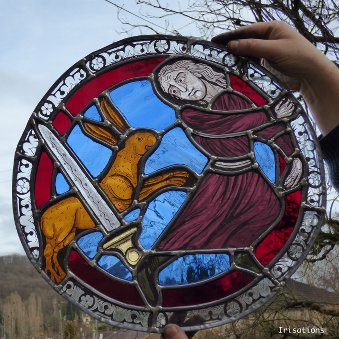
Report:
83,105,102,121
144,127,208,175
254,141,276,183
158,253,231,286
139,190,187,250
124,208,141,222
109,80,176,131
77,232,132,281
98,255,132,281
77,231,104,259
55,172,70,195
67,124,112,177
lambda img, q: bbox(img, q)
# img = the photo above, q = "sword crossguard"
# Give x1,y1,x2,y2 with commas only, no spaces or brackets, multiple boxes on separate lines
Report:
102,226,142,266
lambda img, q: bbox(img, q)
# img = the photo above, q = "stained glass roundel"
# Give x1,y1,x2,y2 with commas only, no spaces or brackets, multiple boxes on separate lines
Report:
13,35,326,333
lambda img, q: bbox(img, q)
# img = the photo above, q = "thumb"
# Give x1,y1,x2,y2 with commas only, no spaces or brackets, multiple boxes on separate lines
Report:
228,38,280,60
163,324,188,339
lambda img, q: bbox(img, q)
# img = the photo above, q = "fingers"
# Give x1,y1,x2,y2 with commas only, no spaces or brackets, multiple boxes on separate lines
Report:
211,21,296,60
227,38,281,59
212,21,279,44
162,324,189,339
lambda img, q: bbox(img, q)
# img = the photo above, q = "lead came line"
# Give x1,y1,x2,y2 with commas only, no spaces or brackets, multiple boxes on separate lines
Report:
38,124,120,232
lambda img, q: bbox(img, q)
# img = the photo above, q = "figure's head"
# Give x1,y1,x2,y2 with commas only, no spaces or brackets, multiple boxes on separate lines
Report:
155,59,227,107
127,130,158,156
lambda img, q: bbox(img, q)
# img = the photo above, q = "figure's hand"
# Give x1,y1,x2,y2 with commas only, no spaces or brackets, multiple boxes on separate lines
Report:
212,21,327,91
284,158,303,188
274,98,295,119
162,324,189,339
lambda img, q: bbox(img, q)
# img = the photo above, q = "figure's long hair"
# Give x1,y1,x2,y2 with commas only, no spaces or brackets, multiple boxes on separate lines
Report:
155,59,227,107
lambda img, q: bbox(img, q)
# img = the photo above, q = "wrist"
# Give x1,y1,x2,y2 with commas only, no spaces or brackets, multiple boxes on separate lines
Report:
300,55,339,136
300,53,337,95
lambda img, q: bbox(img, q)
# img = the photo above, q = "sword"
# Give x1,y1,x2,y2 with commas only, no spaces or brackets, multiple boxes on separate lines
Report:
37,124,120,232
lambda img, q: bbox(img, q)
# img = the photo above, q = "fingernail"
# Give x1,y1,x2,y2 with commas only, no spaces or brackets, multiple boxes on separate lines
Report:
163,324,179,338
228,40,239,51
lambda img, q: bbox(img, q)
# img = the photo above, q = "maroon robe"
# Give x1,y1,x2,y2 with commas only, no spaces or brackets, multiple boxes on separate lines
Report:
156,92,291,250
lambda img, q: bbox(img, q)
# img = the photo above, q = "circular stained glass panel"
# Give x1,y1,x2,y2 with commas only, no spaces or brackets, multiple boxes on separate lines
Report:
13,36,326,333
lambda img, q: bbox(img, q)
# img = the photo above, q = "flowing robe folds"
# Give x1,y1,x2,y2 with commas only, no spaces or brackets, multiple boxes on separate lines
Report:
157,91,294,250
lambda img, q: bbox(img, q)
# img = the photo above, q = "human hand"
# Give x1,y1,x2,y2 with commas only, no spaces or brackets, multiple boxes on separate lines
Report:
162,324,189,339
212,21,328,91
212,21,339,136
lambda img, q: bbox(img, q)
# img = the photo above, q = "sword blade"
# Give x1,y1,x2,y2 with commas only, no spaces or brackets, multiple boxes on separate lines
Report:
37,124,120,232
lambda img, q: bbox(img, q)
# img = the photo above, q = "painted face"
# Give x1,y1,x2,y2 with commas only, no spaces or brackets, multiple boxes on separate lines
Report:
160,69,207,101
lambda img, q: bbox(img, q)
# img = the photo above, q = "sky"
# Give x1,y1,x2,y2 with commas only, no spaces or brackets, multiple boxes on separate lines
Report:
0,0,198,255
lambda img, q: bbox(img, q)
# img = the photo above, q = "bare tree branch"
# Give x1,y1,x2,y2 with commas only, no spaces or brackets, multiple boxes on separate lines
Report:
105,0,338,59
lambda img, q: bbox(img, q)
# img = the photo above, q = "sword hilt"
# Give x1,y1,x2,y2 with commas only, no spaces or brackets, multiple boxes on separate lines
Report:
102,226,142,266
